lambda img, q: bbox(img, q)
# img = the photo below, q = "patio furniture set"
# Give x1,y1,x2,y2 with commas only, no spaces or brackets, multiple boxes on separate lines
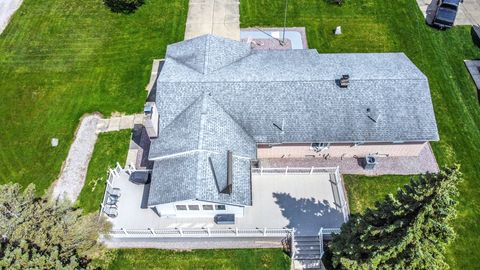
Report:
103,188,121,218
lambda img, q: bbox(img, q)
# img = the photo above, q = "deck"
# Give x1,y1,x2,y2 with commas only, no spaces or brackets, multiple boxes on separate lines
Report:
103,168,346,237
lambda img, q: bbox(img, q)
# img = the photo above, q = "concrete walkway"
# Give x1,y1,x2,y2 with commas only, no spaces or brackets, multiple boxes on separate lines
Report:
417,0,480,26
51,114,143,202
0,0,23,34
185,0,240,40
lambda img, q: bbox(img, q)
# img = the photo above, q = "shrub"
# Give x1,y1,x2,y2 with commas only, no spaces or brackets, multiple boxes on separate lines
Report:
104,0,145,13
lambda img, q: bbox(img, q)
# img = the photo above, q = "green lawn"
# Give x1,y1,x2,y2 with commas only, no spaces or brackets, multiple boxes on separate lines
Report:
100,249,290,270
76,130,131,214
240,0,480,269
0,0,188,194
343,175,412,214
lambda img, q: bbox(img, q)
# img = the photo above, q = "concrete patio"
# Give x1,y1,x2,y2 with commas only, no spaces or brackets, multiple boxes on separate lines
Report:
104,169,346,236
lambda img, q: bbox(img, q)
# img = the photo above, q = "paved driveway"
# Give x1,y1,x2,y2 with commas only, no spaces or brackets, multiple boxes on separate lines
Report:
417,0,480,26
184,0,240,40
0,0,23,34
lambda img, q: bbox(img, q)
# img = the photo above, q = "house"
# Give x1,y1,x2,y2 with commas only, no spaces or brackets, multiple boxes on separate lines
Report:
146,34,439,218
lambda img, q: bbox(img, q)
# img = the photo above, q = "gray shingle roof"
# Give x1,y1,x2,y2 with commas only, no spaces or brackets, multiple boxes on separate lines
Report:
150,93,256,159
148,152,252,206
147,93,256,206
166,34,251,75
148,34,440,207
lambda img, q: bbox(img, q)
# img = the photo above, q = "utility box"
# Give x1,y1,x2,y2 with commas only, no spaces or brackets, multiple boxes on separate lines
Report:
214,214,235,225
143,102,159,138
363,155,377,170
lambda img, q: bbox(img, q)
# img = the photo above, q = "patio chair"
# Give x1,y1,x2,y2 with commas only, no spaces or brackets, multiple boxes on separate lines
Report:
104,206,118,218
108,188,121,198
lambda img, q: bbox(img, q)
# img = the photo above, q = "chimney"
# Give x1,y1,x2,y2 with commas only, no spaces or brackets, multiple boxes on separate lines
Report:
225,150,233,194
339,74,350,88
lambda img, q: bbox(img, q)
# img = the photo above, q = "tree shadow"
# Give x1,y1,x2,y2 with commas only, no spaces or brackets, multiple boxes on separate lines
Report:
273,192,344,236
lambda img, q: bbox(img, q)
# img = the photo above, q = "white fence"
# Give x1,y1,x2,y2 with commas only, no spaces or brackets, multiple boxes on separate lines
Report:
251,166,339,175
108,227,292,238
99,162,123,215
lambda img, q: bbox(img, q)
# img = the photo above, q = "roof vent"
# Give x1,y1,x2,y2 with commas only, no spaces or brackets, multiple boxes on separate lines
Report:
339,75,350,88
366,107,381,123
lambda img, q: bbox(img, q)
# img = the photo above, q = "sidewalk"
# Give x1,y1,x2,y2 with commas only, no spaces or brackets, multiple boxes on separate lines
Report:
185,0,240,40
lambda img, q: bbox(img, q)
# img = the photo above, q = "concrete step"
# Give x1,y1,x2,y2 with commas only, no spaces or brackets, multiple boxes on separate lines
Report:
294,258,323,269
294,254,323,260
295,249,322,255
295,239,320,244
295,245,322,251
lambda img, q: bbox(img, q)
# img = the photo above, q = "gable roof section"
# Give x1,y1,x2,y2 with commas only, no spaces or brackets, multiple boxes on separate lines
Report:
166,35,252,75
155,47,439,143
149,93,256,159
147,93,256,206
148,150,253,206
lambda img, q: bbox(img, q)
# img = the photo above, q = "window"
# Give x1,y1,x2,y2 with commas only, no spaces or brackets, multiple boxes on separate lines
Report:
202,205,213,210
188,205,200,210
215,205,226,210
176,205,187,210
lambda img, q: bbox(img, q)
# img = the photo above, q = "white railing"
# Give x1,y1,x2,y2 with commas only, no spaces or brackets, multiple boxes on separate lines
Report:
252,166,339,175
106,227,293,238
99,163,124,216
332,167,349,223
318,227,342,258
290,228,296,270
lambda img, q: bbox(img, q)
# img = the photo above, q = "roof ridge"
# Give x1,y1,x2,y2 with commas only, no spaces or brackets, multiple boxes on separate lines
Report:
197,92,209,150
203,35,210,74
159,77,427,84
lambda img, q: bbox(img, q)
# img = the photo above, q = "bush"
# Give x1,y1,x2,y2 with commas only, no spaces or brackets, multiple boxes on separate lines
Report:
104,0,145,13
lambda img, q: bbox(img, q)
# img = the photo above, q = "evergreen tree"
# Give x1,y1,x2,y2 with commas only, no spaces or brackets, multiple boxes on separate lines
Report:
330,166,461,270
0,183,110,269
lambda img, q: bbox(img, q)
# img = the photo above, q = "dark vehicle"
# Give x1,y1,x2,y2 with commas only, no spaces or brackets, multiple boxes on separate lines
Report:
432,0,460,29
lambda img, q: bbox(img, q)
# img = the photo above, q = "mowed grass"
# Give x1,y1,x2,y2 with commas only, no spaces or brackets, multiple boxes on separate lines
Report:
343,175,412,213
76,130,131,214
240,0,480,268
101,249,290,270
0,0,188,194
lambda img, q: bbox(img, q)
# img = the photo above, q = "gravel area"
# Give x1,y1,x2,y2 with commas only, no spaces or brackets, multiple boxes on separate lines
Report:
0,0,23,34
101,237,284,249
52,115,100,201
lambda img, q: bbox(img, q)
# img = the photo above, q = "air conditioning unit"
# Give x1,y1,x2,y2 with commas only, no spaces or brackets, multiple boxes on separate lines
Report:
363,155,377,170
